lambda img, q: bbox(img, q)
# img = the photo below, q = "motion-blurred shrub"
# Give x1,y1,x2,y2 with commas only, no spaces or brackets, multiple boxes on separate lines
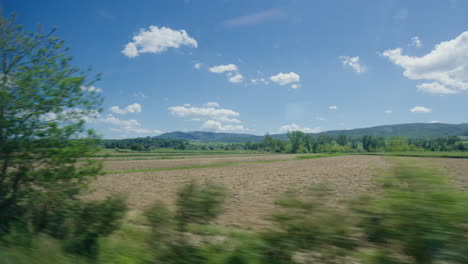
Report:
260,186,357,264
352,160,468,264
175,181,226,231
62,195,127,258
144,181,226,264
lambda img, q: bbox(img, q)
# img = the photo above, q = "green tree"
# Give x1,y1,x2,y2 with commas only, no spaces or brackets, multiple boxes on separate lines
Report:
264,133,275,151
386,136,410,152
0,15,102,231
287,131,305,153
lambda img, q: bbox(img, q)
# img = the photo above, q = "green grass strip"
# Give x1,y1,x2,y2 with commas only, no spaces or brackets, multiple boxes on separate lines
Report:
355,152,468,159
103,153,343,175
296,153,346,159
92,152,268,158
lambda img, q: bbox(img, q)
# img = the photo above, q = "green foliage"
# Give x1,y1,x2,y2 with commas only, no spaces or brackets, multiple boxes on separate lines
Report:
62,195,127,258
143,181,229,264
0,14,102,231
287,131,305,153
176,181,226,231
261,187,357,264
352,160,468,263
0,15,129,261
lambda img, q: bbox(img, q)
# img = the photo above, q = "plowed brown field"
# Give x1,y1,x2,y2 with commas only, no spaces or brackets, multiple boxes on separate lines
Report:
88,155,468,228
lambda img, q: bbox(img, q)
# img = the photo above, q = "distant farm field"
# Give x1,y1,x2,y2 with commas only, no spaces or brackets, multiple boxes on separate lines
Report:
88,153,468,229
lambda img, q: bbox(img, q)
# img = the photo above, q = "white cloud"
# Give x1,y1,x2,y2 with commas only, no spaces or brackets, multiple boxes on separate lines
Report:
317,117,326,121
169,104,248,132
109,103,142,115
279,123,321,133
382,31,468,94
410,36,423,48
209,64,239,73
98,115,141,126
122,25,197,58
251,78,268,85
204,102,220,107
339,56,366,74
97,114,160,135
133,91,148,99
80,85,102,93
194,63,202,69
290,83,301,89
328,105,338,110
270,72,300,85
228,73,244,83
201,120,246,132
110,126,161,134
410,106,432,113
416,82,456,94
430,120,440,123
168,105,240,123
384,110,393,114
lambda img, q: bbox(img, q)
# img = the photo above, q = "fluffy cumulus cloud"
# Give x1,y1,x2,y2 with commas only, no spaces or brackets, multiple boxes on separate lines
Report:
194,63,202,69
290,83,301,89
228,73,244,83
110,126,162,135
410,106,432,113
382,31,468,94
169,104,247,132
97,114,161,135
416,82,456,94
98,115,141,126
339,56,366,74
328,105,338,110
109,103,142,115
279,123,321,133
270,72,300,85
168,105,241,123
209,64,239,73
410,36,423,47
122,25,197,58
201,120,246,132
204,102,220,107
80,85,102,93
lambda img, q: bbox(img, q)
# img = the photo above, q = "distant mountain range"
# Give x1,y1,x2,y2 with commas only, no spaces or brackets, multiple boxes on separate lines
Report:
153,123,468,143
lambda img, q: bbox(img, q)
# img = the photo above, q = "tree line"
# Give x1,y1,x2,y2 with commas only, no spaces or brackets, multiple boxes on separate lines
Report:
104,132,467,153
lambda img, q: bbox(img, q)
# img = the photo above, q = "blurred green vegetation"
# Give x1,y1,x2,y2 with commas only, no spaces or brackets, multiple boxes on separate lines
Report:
3,158,467,264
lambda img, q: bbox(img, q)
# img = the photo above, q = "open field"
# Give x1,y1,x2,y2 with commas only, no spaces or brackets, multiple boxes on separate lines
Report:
90,155,385,228
102,154,300,173
89,154,468,229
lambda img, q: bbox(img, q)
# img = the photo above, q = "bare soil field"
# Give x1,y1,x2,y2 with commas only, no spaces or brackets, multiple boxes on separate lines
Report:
88,155,468,228
102,154,299,172
90,155,387,228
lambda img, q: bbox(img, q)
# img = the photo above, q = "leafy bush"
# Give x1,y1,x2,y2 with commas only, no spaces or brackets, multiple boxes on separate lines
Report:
62,195,127,258
144,181,227,264
175,181,226,231
260,186,357,264
352,160,468,263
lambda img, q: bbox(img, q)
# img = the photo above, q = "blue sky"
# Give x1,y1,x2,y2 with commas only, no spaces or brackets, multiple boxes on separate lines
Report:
3,0,468,138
